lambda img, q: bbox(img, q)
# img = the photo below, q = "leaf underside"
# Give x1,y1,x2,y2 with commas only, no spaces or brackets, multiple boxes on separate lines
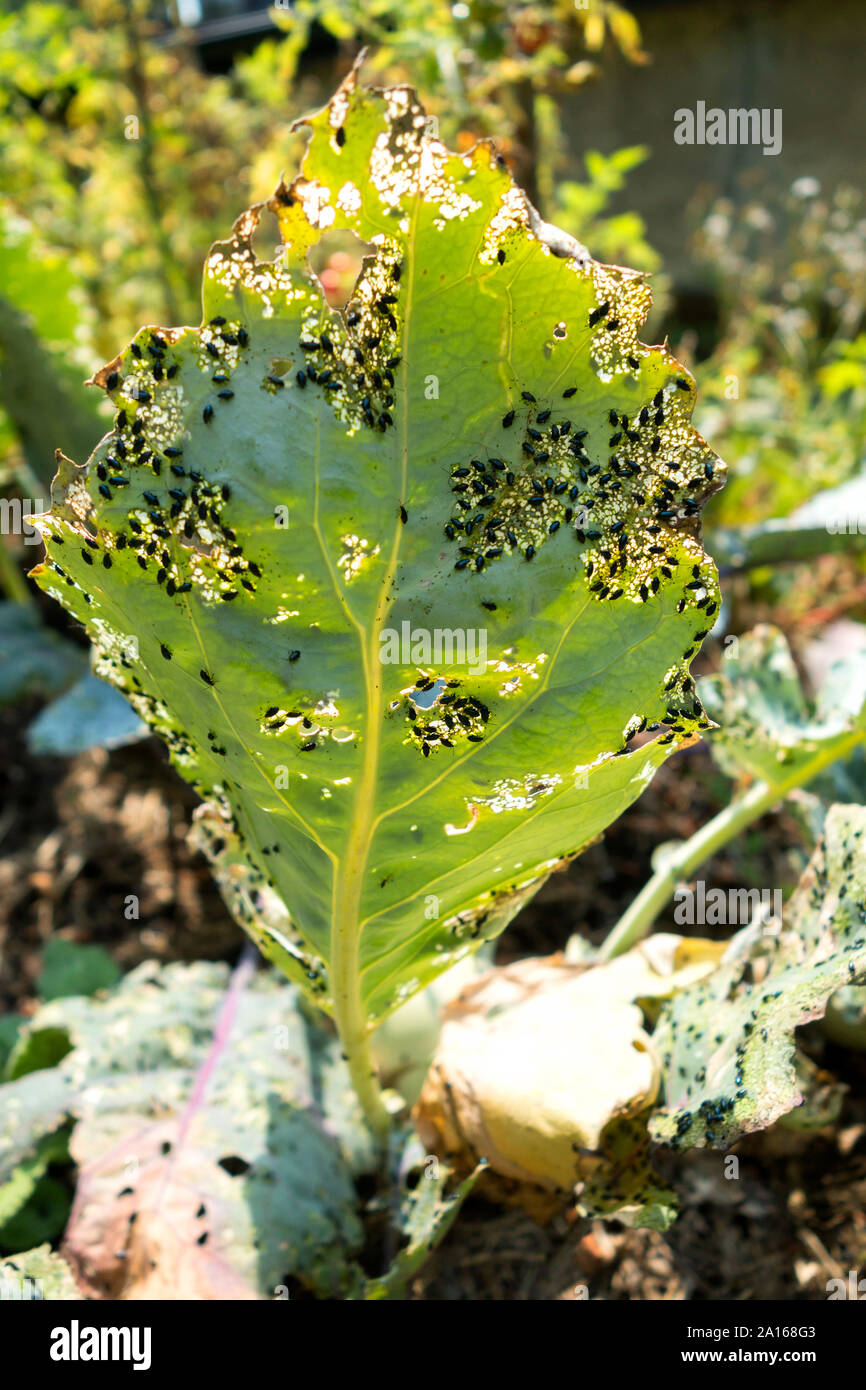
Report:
33,67,724,1027
650,803,866,1150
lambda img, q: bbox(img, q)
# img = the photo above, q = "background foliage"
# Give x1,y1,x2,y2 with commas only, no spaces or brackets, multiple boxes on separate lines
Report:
1,0,865,1300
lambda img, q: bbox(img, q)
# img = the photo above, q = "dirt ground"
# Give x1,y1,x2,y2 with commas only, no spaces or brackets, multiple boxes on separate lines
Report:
2,703,865,1301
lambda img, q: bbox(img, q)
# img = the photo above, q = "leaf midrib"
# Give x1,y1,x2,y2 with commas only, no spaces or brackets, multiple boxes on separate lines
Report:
329,189,420,1042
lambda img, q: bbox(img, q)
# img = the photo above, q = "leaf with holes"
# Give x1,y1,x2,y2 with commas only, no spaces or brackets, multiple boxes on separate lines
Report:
698,624,866,790
0,960,375,1298
31,65,724,1117
649,803,866,1151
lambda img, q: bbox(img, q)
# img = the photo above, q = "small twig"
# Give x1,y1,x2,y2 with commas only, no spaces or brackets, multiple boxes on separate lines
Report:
599,726,865,960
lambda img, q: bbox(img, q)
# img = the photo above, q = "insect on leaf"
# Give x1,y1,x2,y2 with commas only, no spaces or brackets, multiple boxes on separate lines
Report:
32,64,724,1032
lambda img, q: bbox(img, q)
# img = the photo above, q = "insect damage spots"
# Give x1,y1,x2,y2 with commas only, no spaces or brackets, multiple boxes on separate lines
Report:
203,202,296,319
70,306,268,612
259,700,355,753
357,83,483,228
338,533,379,581
472,774,562,815
401,676,490,757
585,265,651,382
281,238,405,434
444,392,583,567
491,647,548,700
653,806,866,1153
191,806,331,1003
443,378,719,609
197,320,246,378
479,183,529,267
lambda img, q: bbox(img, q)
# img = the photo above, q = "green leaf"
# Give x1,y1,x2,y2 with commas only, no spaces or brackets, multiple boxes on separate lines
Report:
0,1173,70,1252
577,1112,677,1232
649,803,866,1151
0,279,105,481
4,1027,72,1082
37,938,122,1002
33,68,723,1040
711,472,866,572
0,1015,23,1072
699,624,866,788
0,215,105,483
0,1128,69,1233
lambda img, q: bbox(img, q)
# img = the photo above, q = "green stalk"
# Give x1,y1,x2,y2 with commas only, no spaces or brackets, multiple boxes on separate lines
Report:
331,899,391,1146
713,520,866,575
329,688,392,1145
0,542,35,607
599,727,866,961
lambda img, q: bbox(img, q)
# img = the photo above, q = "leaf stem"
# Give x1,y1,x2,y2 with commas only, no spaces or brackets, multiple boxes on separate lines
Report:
713,520,866,576
598,728,866,961
332,939,391,1146
0,544,35,607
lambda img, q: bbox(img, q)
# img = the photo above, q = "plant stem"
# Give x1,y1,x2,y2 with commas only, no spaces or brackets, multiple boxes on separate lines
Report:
124,3,183,325
598,727,866,961
332,952,391,1146
713,520,866,576
0,542,35,606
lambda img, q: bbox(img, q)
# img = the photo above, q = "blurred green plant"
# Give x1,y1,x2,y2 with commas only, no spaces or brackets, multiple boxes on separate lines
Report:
0,0,311,350
693,182,866,530
268,0,648,200
551,145,660,276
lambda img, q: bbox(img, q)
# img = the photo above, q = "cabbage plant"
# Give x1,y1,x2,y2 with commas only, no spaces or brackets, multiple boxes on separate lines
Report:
33,66,724,1141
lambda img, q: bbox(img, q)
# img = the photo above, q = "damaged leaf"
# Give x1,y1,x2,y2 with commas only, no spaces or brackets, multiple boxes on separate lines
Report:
576,1113,677,1232
0,960,373,1298
699,624,866,790
650,803,866,1151
0,1244,81,1300
363,1135,481,1299
32,65,723,1047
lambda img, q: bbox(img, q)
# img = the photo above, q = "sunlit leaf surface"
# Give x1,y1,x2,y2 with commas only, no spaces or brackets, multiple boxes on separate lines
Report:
33,67,724,1028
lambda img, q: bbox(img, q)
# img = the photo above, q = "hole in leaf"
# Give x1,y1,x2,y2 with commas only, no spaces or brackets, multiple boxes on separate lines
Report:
308,228,375,308
218,1155,251,1177
250,207,282,264
410,678,448,710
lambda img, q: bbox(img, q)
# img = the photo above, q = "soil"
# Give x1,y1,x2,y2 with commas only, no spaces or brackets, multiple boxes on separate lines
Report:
2,701,865,1301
